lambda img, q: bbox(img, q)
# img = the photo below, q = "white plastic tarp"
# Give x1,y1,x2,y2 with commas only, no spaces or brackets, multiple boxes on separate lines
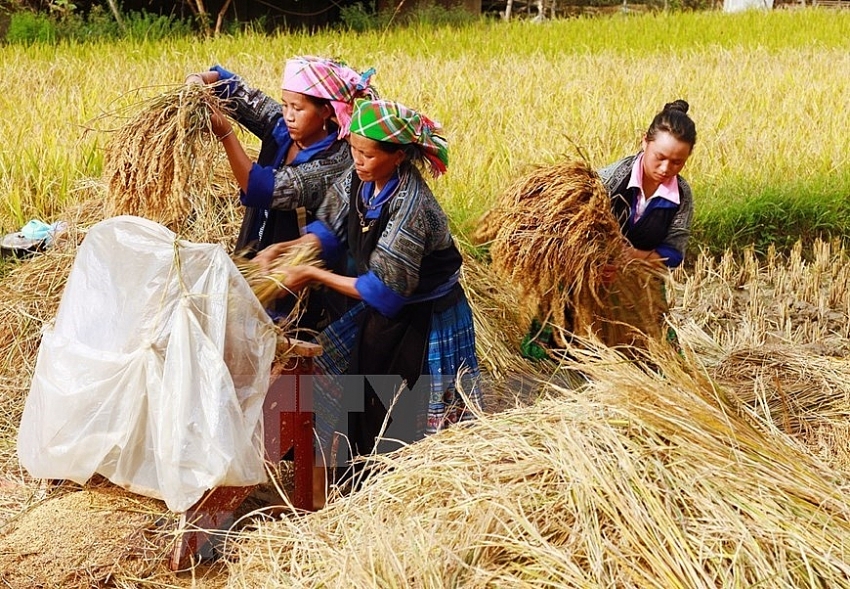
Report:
17,216,276,512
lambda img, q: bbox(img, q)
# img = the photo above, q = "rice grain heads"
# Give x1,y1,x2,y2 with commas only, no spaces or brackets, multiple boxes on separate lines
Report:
482,159,667,349
0,484,171,589
224,346,850,588
233,243,323,310
101,84,230,232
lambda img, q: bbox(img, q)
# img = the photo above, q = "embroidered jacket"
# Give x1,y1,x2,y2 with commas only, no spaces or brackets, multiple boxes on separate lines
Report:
307,165,462,318
209,66,353,252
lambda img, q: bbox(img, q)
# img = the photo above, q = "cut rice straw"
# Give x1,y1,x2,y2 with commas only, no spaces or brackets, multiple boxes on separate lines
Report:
675,239,850,353
101,83,232,232
667,238,850,473
233,242,323,309
459,250,539,380
223,342,850,588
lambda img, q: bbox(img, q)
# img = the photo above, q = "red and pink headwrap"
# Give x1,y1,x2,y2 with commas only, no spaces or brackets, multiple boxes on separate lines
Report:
282,56,376,139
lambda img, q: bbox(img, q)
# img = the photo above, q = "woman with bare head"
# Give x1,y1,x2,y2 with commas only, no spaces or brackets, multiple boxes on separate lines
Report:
600,99,697,269
522,100,697,359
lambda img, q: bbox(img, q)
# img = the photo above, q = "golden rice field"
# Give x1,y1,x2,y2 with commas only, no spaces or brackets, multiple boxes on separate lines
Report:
0,9,848,238
1,8,850,588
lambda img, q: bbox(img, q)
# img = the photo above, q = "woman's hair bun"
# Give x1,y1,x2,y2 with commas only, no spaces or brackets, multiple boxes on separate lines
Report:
664,99,689,114
648,99,696,146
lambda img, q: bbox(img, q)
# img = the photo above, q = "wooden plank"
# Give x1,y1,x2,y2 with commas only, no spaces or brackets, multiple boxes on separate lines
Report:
277,337,323,357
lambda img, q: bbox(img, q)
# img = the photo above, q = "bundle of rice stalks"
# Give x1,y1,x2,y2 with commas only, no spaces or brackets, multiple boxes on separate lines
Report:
101,83,232,232
484,159,666,350
233,243,323,309
224,343,850,588
688,342,850,473
712,348,850,434
591,260,671,350
468,205,505,246
459,251,555,411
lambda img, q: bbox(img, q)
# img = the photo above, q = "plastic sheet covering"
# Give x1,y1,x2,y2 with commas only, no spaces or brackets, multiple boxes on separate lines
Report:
17,216,276,512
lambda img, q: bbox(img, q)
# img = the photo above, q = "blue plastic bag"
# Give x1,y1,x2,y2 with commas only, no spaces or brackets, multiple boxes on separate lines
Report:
20,219,67,246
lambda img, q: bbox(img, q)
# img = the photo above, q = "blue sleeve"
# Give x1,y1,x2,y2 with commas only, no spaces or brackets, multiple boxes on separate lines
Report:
355,271,407,318
240,163,274,208
655,244,683,268
305,220,341,264
209,65,239,98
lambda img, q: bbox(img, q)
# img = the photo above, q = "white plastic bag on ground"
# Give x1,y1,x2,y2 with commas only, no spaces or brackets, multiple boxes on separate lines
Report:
17,216,276,512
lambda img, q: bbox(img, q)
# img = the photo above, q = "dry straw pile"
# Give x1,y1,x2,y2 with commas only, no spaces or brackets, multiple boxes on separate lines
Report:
460,252,540,378
712,348,850,471
476,159,668,351
225,343,850,588
671,238,850,473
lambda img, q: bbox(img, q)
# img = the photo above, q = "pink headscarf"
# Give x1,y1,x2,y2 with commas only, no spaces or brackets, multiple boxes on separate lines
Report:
282,56,376,139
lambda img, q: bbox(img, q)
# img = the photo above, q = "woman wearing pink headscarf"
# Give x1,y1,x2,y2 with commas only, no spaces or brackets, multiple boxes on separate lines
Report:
186,57,375,328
